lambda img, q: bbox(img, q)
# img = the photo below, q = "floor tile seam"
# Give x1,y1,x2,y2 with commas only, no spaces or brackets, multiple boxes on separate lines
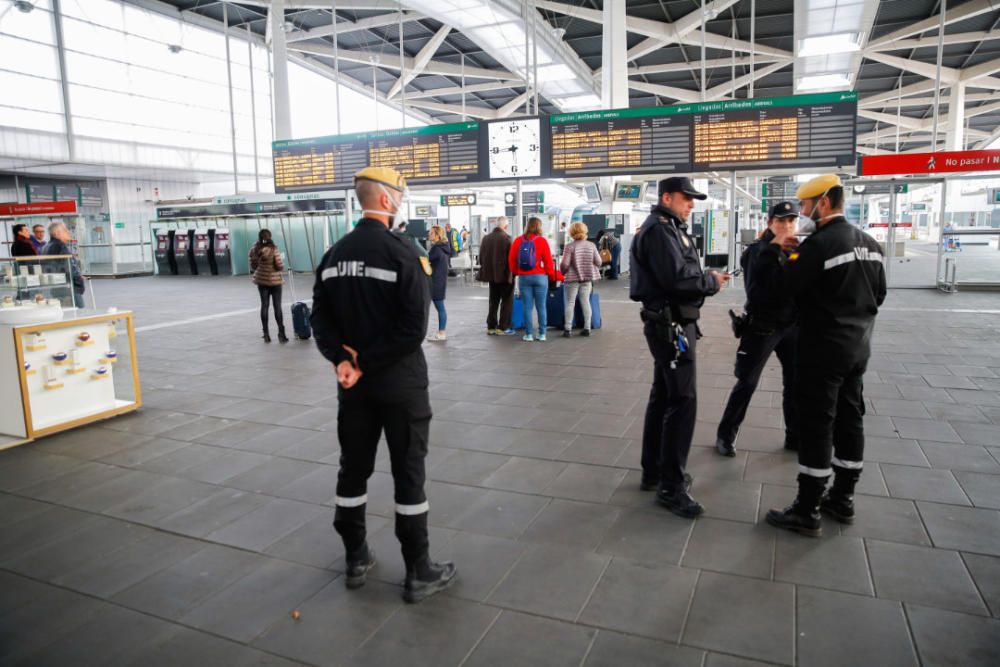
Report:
948,471,987,509
455,607,504,667
898,602,926,667
0,487,346,576
12,451,342,515
575,627,600,667
675,568,702,649
861,538,994,617
573,555,613,625
956,551,996,617
122,436,343,477
0,563,332,667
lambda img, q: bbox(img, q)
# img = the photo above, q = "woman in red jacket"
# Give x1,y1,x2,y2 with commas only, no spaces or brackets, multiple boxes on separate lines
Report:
508,217,556,341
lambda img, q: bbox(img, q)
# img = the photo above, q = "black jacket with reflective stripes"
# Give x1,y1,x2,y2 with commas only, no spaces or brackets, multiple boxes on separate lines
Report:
754,216,887,366
741,229,797,331
311,218,431,390
629,203,719,312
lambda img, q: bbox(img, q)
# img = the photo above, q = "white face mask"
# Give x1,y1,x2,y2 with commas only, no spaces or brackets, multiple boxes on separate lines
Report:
797,215,816,235
361,183,409,228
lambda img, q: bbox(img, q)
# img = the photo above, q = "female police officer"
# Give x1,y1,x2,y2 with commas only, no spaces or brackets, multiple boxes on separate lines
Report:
311,166,456,601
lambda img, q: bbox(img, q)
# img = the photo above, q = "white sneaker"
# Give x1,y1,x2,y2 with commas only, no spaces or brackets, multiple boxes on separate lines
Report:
429,332,447,341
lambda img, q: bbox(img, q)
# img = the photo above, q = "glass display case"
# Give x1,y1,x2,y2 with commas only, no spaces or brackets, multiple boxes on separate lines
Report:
0,256,79,310
0,311,141,445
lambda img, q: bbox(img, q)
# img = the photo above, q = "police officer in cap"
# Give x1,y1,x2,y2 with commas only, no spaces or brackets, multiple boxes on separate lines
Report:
755,174,886,537
630,176,730,518
716,201,800,457
311,166,457,601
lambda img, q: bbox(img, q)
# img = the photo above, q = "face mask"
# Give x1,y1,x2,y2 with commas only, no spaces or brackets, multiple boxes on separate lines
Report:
797,216,816,235
361,183,409,228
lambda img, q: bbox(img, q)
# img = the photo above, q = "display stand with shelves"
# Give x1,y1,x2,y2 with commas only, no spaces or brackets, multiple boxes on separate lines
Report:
0,311,141,446
0,256,78,310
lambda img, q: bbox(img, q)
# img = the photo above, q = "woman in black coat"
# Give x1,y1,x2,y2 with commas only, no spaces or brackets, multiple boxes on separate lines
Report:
427,225,451,341
10,224,37,257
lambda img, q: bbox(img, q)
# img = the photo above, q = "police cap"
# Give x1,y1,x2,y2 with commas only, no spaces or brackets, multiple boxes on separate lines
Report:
658,176,707,200
769,201,798,219
354,166,407,192
796,174,842,200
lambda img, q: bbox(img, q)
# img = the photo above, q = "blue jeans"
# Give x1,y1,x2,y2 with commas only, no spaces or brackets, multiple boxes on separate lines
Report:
519,274,548,335
433,299,447,331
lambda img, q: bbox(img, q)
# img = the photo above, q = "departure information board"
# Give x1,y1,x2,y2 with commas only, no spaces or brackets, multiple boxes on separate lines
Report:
272,122,481,193
548,91,857,177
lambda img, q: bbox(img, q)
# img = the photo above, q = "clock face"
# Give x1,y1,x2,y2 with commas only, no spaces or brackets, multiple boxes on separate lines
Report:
487,118,542,179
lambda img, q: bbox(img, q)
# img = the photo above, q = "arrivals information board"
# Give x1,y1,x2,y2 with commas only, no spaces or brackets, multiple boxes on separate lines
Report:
273,122,481,193
548,91,857,177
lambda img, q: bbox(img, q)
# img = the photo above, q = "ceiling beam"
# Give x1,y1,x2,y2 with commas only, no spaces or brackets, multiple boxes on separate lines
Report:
387,24,451,99
860,80,938,107
960,58,1000,81
624,0,741,61
288,42,518,81
496,91,533,118
860,92,997,108
628,81,702,103
704,61,789,99
863,51,960,83
403,99,497,119
857,109,928,131
286,12,423,43
629,55,785,76
867,0,1000,50
867,29,1000,52
404,80,523,100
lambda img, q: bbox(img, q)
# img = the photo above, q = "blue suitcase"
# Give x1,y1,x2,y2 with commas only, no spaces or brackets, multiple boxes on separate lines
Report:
511,295,525,330
292,301,312,340
546,285,566,330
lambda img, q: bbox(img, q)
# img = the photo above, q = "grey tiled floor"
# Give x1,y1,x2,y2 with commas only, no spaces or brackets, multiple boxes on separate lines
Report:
2,275,1000,666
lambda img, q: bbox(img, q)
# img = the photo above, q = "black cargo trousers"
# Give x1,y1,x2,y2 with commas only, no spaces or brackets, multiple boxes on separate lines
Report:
640,320,697,491
333,381,432,567
795,357,867,481
717,325,798,447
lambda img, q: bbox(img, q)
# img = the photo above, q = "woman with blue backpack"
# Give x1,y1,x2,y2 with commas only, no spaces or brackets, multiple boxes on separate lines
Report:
508,217,556,342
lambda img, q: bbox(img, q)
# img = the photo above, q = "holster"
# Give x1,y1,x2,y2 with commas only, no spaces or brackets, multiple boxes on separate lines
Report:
640,308,676,347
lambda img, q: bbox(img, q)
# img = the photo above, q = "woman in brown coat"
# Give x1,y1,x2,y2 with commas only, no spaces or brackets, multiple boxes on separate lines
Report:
249,229,287,343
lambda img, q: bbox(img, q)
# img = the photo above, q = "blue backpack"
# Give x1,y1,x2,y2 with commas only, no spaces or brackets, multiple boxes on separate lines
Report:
517,235,537,271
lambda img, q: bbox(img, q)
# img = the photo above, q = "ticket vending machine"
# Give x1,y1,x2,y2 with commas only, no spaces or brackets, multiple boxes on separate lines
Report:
192,231,212,275
210,229,231,276
173,230,196,275
154,230,177,275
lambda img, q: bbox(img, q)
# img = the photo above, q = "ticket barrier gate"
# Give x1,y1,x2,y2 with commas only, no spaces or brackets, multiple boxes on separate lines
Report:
193,231,212,275
173,230,197,275
155,230,177,275
209,229,231,275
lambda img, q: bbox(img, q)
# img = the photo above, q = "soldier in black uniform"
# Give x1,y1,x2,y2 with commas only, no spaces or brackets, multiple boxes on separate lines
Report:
311,166,456,601
716,201,800,457
755,174,887,537
630,177,730,518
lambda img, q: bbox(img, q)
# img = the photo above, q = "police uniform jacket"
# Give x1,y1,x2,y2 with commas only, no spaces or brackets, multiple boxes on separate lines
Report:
629,203,720,313
311,218,431,391
741,229,796,331
754,216,887,366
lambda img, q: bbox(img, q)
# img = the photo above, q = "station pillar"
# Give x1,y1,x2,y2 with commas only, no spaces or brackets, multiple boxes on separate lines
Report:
269,0,293,141
945,83,966,152
599,0,630,212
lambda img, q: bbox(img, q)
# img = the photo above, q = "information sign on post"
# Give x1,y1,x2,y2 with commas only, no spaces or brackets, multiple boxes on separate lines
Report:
440,194,477,207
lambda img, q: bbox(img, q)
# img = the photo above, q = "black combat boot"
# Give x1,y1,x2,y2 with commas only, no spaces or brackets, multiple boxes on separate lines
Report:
403,556,457,603
262,327,271,343
715,437,736,457
821,466,861,524
277,324,289,344
344,543,376,589
765,473,827,537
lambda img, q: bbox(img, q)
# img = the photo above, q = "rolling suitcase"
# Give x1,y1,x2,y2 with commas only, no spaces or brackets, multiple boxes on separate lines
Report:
292,301,312,340
511,294,525,330
546,285,566,331
573,290,602,329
